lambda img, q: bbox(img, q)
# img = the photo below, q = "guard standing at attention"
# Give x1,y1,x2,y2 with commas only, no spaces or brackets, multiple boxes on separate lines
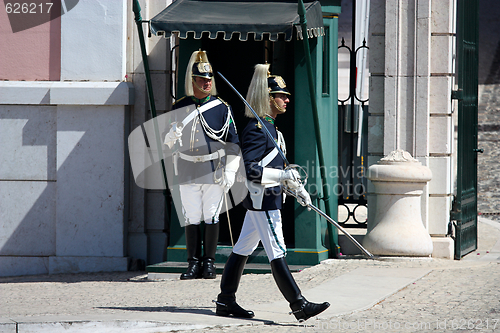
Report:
164,50,240,280
214,64,330,322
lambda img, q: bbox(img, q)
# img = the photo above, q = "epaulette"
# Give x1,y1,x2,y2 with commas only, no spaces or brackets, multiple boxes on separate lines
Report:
172,96,187,106
217,96,229,107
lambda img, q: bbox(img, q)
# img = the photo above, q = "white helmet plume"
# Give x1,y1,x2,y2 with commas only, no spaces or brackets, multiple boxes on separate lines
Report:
245,64,270,118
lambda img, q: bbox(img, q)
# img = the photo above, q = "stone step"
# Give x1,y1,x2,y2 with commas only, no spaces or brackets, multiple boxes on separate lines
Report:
146,261,310,275
338,228,367,256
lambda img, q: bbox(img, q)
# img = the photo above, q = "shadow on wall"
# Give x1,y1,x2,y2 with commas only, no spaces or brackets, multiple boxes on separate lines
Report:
0,104,126,277
0,106,57,275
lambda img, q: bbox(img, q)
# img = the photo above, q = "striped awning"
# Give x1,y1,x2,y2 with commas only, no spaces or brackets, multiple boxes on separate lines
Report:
150,0,324,42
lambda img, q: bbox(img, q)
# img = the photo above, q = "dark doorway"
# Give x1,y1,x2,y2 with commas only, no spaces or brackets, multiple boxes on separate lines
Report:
177,33,297,248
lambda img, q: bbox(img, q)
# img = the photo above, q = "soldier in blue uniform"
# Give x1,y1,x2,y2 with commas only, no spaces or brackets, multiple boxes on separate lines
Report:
164,50,240,280
215,64,330,321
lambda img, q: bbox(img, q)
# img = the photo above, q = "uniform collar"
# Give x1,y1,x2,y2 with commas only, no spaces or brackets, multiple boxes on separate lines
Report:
191,95,211,105
263,114,275,125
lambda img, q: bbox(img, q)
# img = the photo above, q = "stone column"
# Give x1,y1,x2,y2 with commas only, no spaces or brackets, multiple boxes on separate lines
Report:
367,0,455,258
363,150,433,256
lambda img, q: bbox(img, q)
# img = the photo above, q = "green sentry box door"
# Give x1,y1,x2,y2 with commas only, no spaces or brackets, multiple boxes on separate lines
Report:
287,13,340,264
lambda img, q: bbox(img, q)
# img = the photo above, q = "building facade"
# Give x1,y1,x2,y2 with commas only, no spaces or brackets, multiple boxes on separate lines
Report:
0,0,463,277
0,0,135,276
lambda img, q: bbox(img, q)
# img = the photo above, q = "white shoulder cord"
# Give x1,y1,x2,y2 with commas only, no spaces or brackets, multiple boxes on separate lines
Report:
189,117,199,151
197,107,234,144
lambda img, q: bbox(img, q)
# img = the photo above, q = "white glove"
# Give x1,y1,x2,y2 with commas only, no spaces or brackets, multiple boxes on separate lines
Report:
296,185,311,209
221,155,241,193
280,169,301,190
164,122,183,149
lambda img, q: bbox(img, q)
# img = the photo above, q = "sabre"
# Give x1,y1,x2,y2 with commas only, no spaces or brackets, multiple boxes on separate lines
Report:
218,71,374,259
284,188,374,258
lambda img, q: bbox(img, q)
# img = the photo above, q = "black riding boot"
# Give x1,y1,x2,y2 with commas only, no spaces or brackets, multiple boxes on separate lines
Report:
180,224,202,280
270,257,330,322
215,252,254,318
202,222,219,279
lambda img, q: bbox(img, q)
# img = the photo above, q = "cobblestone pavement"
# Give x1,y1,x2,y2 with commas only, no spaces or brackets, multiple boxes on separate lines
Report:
478,84,500,220
198,263,500,333
187,221,500,333
1,221,499,333
2,263,499,333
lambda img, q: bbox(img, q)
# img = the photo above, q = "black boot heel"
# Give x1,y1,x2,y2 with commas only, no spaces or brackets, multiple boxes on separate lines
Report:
214,300,230,316
214,298,254,318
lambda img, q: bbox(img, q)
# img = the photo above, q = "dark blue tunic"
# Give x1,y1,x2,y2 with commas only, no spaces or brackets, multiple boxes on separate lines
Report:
241,117,285,211
171,95,239,184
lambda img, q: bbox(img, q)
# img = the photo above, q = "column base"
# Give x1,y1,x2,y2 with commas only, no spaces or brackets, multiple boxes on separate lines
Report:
431,237,454,259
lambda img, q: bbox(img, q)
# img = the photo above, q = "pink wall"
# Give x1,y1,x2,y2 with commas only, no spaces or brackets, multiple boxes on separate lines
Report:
0,7,61,81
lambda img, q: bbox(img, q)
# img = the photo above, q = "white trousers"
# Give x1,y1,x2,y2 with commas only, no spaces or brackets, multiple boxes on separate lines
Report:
179,184,224,225
232,210,286,261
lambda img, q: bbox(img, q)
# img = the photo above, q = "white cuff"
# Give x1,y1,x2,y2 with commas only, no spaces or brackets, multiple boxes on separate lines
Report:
261,168,283,185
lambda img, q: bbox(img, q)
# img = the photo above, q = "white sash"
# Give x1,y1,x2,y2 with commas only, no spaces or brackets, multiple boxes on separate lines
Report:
259,148,278,167
181,99,222,128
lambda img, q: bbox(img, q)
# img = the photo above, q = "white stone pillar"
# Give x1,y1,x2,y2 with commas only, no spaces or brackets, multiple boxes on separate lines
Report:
367,0,455,258
363,150,433,256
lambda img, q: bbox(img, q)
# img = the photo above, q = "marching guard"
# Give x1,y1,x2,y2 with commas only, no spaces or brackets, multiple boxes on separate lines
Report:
215,64,330,321
164,50,240,280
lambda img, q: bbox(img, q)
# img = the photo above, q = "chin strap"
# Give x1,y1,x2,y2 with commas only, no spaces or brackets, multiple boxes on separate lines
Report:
270,95,286,113
192,77,212,95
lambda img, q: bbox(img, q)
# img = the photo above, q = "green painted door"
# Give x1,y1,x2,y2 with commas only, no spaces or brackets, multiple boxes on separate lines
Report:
451,0,480,259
